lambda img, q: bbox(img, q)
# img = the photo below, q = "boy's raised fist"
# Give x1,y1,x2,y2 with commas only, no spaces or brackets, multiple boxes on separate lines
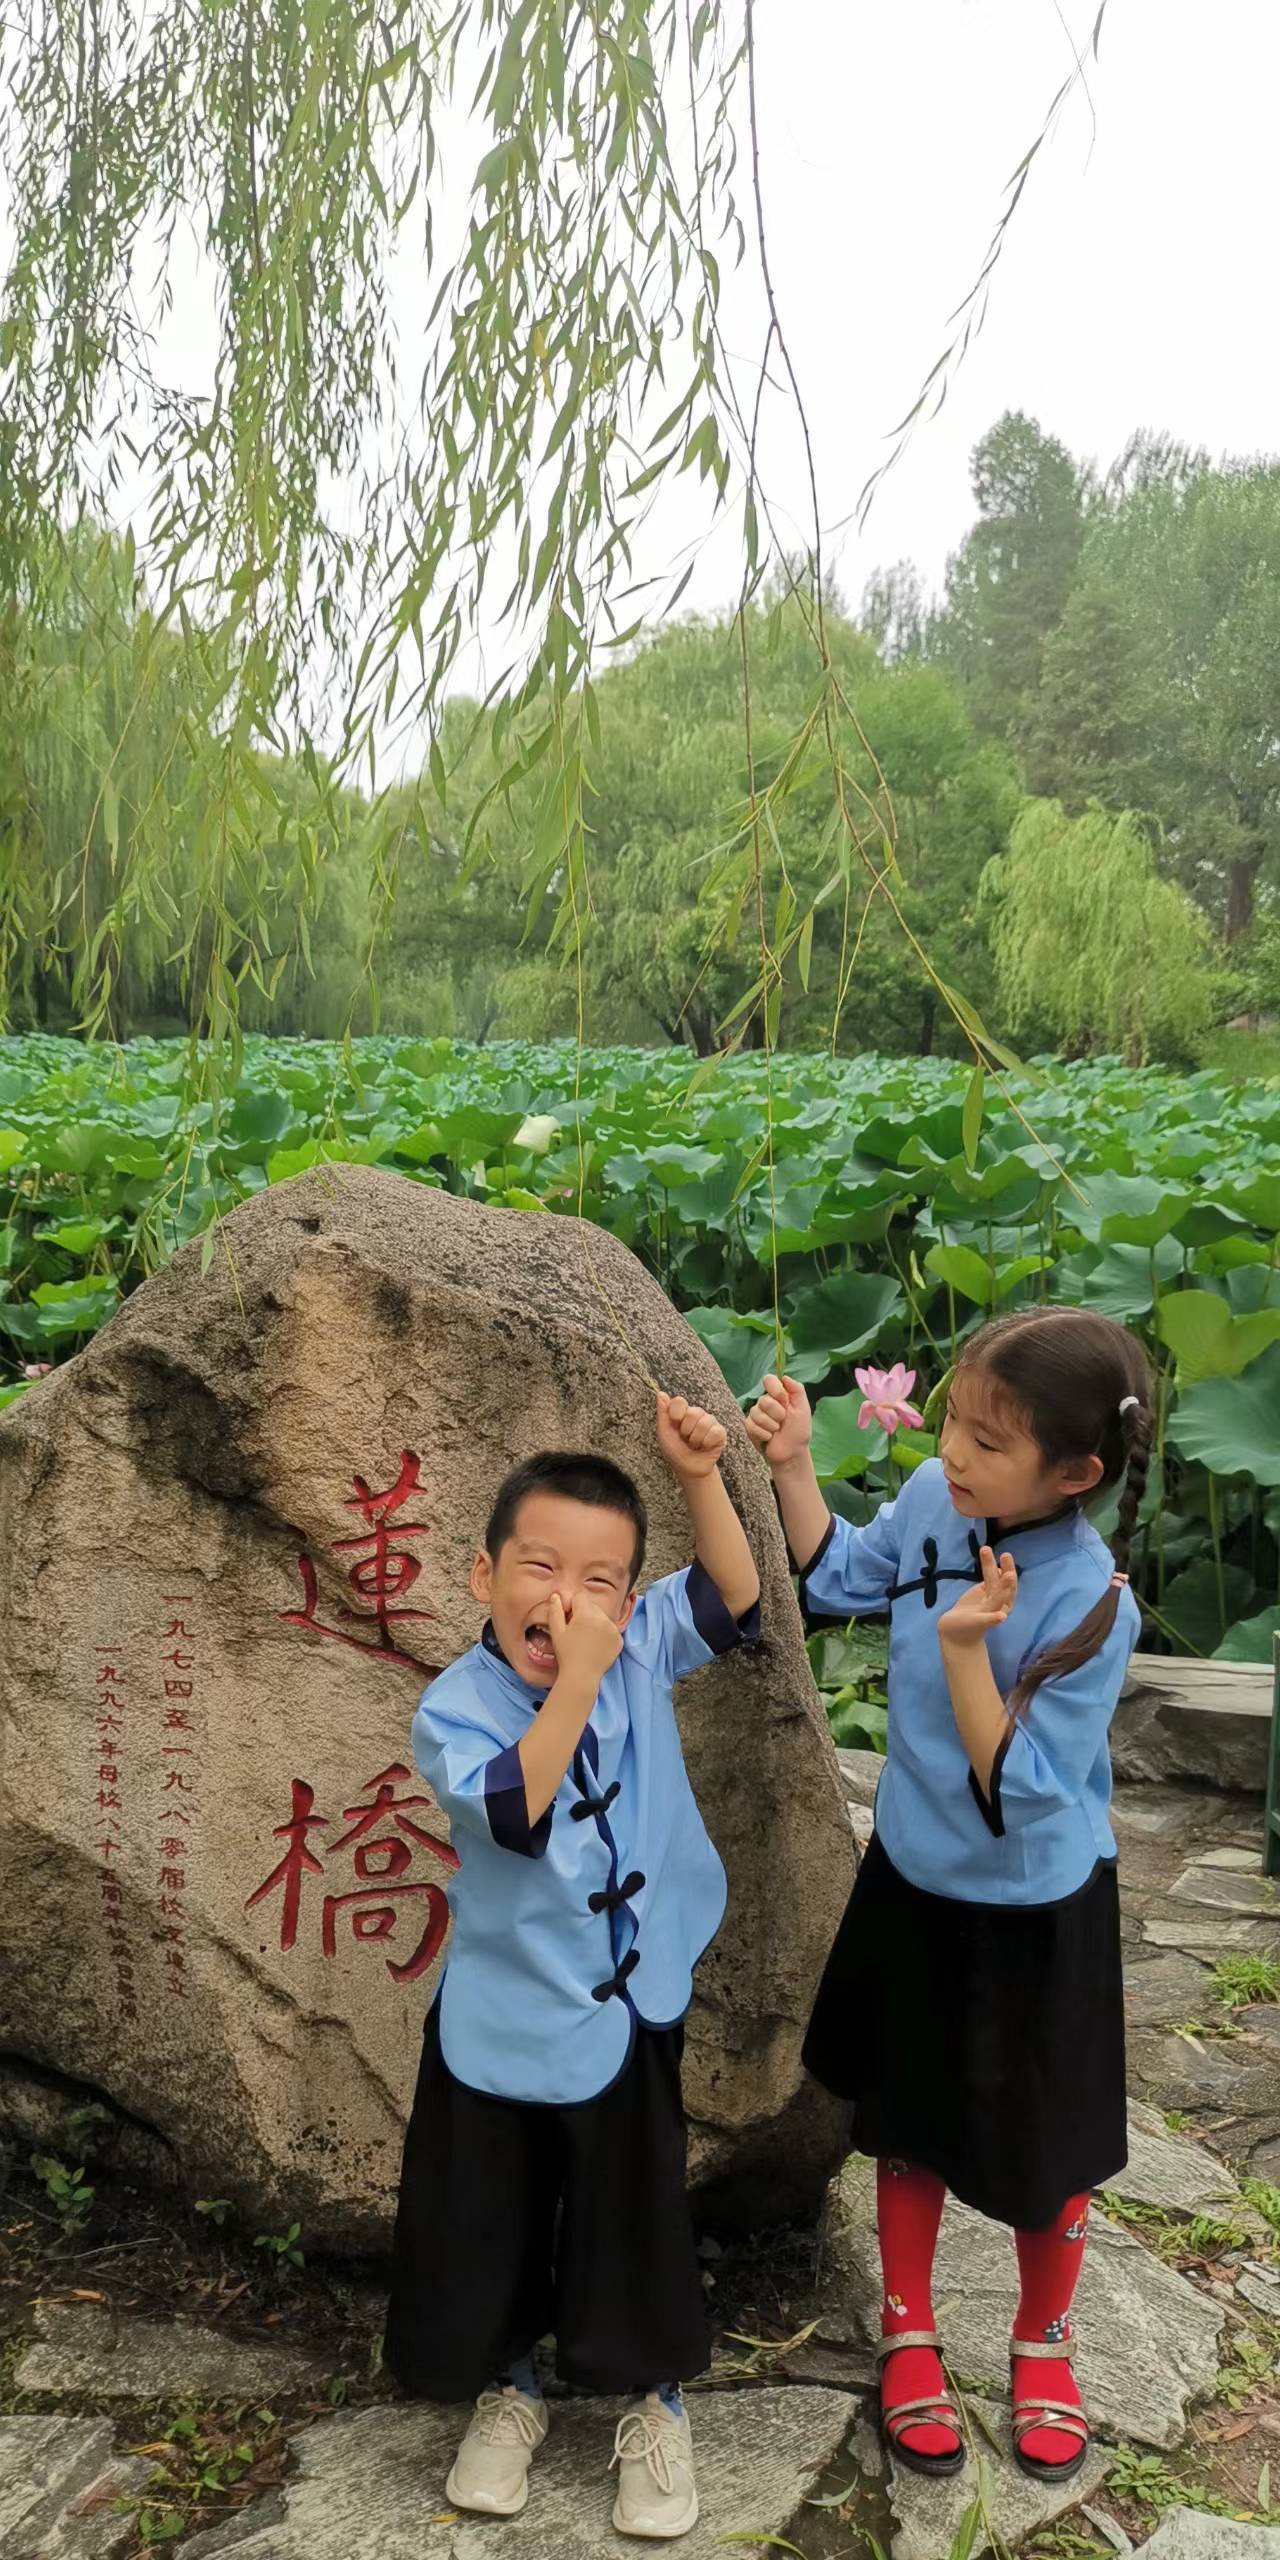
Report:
656,1390,728,1480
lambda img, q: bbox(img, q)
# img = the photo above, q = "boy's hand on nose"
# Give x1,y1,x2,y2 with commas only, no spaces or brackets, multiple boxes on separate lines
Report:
546,1589,624,1688
657,1389,728,1478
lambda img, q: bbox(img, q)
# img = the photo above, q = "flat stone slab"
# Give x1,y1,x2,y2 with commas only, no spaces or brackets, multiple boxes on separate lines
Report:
1113,1793,1226,1843
1129,2028,1280,2119
1142,1918,1280,1958
817,2155,1224,2449
1242,2007,1280,2048
1138,2513,1280,2558
848,2403,1111,2560
1247,2133,1280,2183
1171,1868,1280,1917
16,2302,324,2404
1108,2102,1249,2214
0,2416,156,2559
1113,1657,1270,1794
1125,1954,1214,2030
835,1748,883,1811
181,2387,855,2560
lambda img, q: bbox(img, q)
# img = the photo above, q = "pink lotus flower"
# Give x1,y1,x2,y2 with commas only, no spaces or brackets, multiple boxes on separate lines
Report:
855,1362,924,1435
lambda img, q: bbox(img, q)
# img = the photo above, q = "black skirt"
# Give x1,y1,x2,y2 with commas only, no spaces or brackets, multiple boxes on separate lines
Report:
803,1832,1127,2231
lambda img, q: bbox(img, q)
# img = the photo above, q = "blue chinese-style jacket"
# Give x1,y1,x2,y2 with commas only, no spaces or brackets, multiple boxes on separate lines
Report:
803,1458,1140,1907
411,1562,758,2103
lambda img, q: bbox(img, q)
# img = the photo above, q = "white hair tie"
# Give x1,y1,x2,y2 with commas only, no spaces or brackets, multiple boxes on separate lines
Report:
1118,1395,1141,1416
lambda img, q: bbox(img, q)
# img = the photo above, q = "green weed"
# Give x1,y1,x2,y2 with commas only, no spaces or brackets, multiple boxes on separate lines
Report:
1209,1954,1280,2009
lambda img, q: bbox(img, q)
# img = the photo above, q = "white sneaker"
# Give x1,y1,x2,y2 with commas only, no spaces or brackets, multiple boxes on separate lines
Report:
611,2396,699,2541
446,2385,549,2516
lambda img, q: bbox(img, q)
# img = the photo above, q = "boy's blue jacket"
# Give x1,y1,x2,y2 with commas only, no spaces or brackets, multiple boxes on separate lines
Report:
803,1459,1140,1906
411,1562,757,2103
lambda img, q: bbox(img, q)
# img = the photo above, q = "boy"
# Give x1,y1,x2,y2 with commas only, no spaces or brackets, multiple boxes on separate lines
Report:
384,1392,760,2542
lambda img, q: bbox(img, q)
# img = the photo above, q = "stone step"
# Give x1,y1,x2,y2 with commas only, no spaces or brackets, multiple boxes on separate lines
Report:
0,2415,156,2560
180,2387,857,2560
1115,1656,1271,1795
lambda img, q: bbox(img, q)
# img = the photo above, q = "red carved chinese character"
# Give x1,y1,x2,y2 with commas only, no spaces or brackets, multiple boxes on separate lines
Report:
245,1779,327,1951
165,1682,194,1702
321,1882,450,1985
165,1710,194,1733
328,1763,459,1877
279,1451,438,1670
163,1770,193,1794
247,1765,456,1984
163,1619,193,1640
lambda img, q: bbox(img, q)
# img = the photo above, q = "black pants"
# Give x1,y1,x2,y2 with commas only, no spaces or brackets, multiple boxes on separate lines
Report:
384,2003,710,2402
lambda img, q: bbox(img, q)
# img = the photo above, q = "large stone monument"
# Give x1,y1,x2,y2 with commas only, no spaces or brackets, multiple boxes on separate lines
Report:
0,1168,851,2249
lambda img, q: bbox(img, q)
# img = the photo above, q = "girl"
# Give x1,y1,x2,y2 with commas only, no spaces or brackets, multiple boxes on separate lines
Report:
748,1308,1151,2487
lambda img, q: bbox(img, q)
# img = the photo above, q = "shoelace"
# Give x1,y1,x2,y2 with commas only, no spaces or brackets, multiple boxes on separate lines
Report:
473,2390,544,2449
610,2408,680,2496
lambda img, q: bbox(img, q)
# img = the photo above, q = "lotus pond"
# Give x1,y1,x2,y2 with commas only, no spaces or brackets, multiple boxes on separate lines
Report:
2,1034,1278,1726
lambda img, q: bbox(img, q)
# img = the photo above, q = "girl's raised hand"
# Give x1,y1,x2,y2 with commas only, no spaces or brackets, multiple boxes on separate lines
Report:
937,1545,1018,1646
746,1373,812,1469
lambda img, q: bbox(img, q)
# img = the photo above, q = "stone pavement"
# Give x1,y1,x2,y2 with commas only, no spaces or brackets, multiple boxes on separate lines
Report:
9,1729,1280,2560
177,2389,857,2560
1116,1789,1280,2183
0,2416,156,2560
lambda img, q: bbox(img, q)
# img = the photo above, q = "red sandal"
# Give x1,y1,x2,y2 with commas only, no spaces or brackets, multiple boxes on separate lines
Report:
1010,2337,1090,2483
876,2329,965,2479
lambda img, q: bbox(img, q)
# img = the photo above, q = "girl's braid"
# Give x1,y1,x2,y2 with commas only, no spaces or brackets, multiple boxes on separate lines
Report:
1112,1402,1154,1581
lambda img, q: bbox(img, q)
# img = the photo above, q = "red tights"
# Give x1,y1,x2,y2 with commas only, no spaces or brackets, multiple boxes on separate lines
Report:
877,2160,1089,2465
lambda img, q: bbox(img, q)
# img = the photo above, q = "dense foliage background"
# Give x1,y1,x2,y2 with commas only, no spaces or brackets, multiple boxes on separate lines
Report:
4,413,1278,1070
4,1031,1279,1715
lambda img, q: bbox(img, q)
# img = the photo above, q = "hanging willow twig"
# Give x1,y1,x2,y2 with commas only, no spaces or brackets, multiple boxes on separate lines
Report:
0,0,1108,1099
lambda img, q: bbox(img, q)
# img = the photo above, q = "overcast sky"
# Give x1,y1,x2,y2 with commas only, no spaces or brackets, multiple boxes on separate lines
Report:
667,0,1280,623
5,0,1277,744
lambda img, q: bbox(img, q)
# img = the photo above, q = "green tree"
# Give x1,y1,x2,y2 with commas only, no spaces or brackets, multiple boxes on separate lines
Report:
576,600,876,1052
982,800,1216,1064
0,524,382,1039
1,3,1091,1080
0,0,789,1042
1,525,215,1034
1029,462,1280,941
823,667,1019,1055
565,607,1018,1056
934,412,1090,741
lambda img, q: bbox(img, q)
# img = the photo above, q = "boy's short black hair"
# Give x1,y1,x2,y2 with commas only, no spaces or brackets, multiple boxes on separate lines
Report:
485,1452,648,1583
